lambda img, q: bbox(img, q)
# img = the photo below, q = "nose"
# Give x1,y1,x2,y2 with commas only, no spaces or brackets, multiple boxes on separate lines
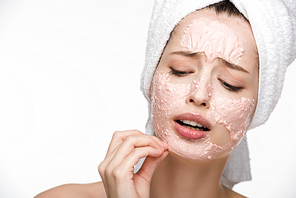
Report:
186,80,211,108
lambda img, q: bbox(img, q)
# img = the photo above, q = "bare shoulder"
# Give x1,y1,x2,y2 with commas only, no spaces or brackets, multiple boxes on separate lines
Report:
35,182,107,198
223,186,247,198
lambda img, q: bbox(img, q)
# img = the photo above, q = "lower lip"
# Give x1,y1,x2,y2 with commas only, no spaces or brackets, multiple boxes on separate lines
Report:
174,121,208,140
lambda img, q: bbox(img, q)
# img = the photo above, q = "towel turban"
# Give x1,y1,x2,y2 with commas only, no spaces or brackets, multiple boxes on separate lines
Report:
139,0,296,187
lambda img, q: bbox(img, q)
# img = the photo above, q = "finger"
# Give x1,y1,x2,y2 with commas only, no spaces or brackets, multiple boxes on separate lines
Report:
111,147,165,182
106,130,144,157
136,151,169,184
100,132,168,181
107,131,167,158
104,135,164,168
99,134,163,179
150,136,168,150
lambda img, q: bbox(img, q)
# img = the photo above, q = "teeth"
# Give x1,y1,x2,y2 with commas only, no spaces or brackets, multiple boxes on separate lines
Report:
181,120,205,128
188,125,206,131
188,126,196,130
197,123,203,127
190,121,197,126
183,120,191,125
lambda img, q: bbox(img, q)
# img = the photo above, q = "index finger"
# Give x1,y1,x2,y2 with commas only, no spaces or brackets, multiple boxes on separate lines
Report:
105,130,144,157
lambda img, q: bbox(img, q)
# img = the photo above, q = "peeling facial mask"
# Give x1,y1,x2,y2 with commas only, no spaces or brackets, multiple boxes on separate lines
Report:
151,72,255,160
150,17,255,160
181,18,245,65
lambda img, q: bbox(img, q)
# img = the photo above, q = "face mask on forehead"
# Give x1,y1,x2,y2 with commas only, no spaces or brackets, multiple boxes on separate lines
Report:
181,18,245,65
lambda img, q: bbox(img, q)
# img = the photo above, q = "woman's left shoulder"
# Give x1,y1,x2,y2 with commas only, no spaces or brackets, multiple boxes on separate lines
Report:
35,182,107,198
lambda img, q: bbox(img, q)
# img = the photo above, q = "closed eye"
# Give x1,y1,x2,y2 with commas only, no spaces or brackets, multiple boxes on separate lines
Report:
169,66,193,77
218,78,243,93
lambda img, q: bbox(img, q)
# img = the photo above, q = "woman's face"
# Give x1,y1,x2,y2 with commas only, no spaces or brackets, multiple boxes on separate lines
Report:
151,9,259,160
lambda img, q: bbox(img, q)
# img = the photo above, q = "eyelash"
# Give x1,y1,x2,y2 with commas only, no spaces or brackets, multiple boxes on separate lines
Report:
169,67,192,77
219,79,243,93
169,67,243,93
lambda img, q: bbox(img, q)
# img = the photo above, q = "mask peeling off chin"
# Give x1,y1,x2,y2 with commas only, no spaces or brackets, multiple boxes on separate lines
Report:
151,72,255,160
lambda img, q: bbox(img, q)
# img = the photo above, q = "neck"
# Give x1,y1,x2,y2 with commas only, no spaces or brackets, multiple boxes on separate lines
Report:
150,152,230,198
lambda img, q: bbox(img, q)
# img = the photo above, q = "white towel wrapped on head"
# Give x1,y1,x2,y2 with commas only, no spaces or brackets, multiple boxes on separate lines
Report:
139,0,296,188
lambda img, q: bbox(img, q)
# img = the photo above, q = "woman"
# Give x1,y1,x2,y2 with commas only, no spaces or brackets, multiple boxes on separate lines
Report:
36,0,296,197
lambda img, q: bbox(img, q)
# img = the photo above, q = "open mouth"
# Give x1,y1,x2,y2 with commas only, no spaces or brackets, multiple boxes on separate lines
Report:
175,120,210,131
173,113,211,140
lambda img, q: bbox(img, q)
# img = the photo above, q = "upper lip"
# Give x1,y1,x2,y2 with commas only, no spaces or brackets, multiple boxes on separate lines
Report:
174,113,212,130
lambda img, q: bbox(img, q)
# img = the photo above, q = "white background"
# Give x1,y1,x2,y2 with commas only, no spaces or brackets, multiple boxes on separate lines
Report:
0,1,295,197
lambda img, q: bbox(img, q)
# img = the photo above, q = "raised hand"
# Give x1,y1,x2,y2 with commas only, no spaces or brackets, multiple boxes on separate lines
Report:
98,130,168,198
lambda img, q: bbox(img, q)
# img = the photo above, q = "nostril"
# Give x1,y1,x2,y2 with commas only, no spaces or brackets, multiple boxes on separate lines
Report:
189,98,208,107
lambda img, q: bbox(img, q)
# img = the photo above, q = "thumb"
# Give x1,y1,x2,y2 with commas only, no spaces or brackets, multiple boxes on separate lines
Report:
136,150,169,183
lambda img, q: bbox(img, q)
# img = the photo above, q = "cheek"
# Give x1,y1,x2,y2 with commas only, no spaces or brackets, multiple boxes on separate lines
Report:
151,72,192,120
210,124,231,146
151,72,191,145
207,93,255,145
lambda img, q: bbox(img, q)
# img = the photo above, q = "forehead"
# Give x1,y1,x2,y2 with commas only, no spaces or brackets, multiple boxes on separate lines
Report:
167,9,258,70
174,9,251,38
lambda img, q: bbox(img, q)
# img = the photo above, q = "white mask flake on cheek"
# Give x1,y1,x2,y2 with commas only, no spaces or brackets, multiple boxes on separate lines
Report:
181,18,245,65
151,72,255,160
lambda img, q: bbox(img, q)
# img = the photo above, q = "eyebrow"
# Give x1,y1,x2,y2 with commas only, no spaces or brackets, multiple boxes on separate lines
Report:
218,58,249,74
170,51,249,74
170,51,202,58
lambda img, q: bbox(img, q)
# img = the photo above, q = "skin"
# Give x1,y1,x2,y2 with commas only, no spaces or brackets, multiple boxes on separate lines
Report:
151,70,256,160
35,8,259,198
